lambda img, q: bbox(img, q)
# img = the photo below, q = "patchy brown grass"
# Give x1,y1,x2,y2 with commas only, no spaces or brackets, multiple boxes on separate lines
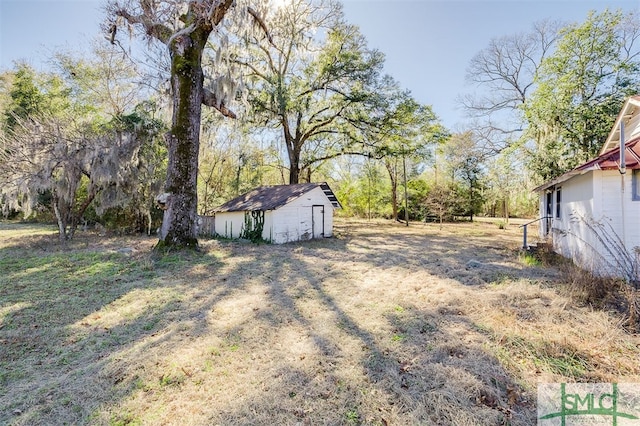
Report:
0,219,638,425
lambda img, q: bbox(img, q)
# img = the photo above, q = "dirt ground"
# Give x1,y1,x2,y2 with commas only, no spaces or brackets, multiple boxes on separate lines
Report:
1,218,638,425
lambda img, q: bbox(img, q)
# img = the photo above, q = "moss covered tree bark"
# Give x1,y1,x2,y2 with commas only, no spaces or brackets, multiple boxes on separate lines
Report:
112,0,242,249
158,29,209,248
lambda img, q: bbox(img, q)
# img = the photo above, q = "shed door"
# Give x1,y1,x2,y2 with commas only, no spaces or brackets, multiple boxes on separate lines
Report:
312,205,325,238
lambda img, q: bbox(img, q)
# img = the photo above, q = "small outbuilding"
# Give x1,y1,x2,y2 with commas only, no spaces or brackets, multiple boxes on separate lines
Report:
534,95,640,278
201,182,341,244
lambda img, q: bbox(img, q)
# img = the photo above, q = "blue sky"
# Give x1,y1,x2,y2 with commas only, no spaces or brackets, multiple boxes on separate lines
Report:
1,0,639,128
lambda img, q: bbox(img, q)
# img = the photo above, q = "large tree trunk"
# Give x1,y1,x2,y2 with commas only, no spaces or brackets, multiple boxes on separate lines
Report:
157,32,209,249
113,0,241,250
289,161,300,184
288,141,301,184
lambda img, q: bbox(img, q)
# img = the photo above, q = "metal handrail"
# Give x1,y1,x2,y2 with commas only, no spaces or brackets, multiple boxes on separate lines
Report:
518,216,552,228
519,216,552,249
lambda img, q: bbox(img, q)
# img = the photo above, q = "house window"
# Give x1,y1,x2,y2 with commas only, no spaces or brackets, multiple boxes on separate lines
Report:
545,192,552,217
555,188,562,218
634,170,640,201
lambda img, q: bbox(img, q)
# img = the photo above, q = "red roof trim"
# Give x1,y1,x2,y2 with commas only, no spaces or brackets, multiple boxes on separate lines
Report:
578,136,640,172
533,136,640,192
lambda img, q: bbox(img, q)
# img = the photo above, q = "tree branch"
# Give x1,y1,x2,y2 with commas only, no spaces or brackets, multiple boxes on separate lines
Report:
210,0,236,26
297,85,351,99
232,59,269,81
203,88,237,118
247,7,274,46
115,8,173,44
302,151,370,169
301,105,348,144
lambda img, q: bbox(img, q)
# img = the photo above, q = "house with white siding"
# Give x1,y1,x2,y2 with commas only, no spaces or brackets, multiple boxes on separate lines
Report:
534,95,640,278
200,182,341,244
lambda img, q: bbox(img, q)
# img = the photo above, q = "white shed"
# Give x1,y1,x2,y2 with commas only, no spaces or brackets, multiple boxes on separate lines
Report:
204,182,341,244
534,95,640,278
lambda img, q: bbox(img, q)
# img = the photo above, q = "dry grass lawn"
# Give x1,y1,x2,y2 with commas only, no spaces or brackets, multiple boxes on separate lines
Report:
0,219,638,425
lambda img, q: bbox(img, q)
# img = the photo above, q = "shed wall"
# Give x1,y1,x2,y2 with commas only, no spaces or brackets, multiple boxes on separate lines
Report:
212,211,245,239
202,186,336,244
268,186,334,244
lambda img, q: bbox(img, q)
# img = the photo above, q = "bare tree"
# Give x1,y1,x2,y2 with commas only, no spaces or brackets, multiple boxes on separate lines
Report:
53,42,140,117
460,19,562,154
106,0,269,248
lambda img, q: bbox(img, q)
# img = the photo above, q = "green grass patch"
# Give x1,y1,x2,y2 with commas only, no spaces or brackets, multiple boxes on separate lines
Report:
0,225,207,424
391,333,405,342
344,408,361,424
110,412,143,426
519,252,542,267
493,334,589,379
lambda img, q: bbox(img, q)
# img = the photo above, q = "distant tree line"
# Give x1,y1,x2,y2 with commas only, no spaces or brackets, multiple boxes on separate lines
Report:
2,2,637,244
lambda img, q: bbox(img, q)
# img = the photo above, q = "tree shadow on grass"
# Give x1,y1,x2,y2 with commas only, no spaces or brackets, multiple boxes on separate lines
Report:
187,243,538,425
0,227,223,424
308,221,556,287
111,233,541,424
0,221,561,424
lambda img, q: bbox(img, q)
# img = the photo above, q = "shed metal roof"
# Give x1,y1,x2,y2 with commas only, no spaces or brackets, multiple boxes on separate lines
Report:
214,182,342,212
